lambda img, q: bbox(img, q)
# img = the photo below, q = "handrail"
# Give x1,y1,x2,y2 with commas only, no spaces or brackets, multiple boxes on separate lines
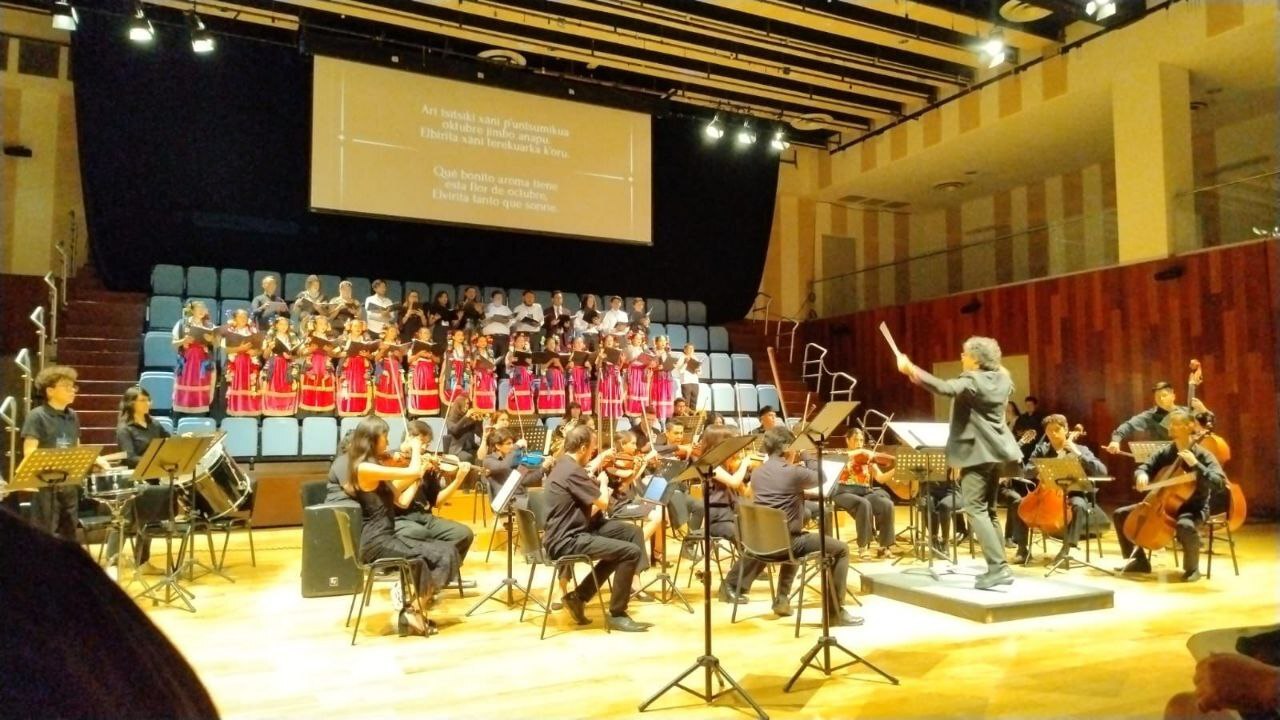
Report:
765,345,789,420
776,316,799,364
1,396,16,484
801,343,828,397
29,307,46,372
829,371,857,404
14,349,32,418
56,231,70,310
43,272,58,344
751,292,773,336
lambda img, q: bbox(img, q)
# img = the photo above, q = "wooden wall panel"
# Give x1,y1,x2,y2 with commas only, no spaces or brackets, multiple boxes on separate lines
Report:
802,241,1279,518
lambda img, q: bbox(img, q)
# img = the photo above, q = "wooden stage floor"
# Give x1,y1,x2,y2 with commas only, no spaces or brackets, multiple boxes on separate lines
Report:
132,498,1279,719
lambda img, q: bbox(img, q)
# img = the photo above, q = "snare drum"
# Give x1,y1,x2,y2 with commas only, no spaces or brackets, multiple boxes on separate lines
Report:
193,441,252,520
85,469,138,500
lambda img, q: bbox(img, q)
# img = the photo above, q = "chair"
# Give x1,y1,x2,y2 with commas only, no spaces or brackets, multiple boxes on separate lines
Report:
650,323,666,339
687,301,707,325
143,331,178,369
386,417,408,449
514,507,609,639
339,417,362,449
261,417,299,457
533,290,552,308
736,384,759,415
740,417,761,434
301,417,339,457
709,353,732,381
219,268,251,299
151,264,184,296
300,480,329,508
667,324,687,350
667,300,687,324
252,270,282,295
186,266,218,298
184,298,218,319
1206,487,1240,579
642,298,664,323
139,373,174,412
345,277,371,300
731,354,754,382
284,272,309,300
148,296,182,331
732,503,824,636
422,417,445,452
155,416,175,434
220,418,259,458
669,490,738,589
219,299,251,324
757,385,782,416
319,274,343,299
709,326,730,352
710,383,736,414
687,325,708,352
176,417,217,435
694,384,712,412
507,288,523,305
563,292,580,311
694,352,711,381
333,508,422,646
384,280,403,304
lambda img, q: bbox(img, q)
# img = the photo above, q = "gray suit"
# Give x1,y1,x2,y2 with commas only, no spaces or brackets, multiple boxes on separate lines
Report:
911,366,1021,572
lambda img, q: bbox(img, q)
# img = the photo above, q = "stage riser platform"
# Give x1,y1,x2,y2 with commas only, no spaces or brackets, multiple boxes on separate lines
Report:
861,570,1114,624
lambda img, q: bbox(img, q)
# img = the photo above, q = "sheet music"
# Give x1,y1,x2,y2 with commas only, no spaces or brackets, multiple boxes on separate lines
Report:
879,321,902,358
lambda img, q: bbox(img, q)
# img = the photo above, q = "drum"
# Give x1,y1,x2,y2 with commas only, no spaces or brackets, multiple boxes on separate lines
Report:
193,442,252,520
85,469,138,500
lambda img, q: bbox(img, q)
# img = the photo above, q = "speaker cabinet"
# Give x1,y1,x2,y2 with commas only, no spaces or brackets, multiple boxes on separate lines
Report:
300,501,363,598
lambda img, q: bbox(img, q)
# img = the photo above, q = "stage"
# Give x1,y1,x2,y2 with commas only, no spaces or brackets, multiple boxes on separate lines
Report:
860,570,1114,624
129,499,1278,718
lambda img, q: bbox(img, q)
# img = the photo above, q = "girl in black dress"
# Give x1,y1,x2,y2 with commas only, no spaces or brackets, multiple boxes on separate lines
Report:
333,416,458,636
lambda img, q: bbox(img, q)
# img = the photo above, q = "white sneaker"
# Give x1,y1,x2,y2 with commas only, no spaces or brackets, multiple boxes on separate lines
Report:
391,579,403,608
105,565,119,582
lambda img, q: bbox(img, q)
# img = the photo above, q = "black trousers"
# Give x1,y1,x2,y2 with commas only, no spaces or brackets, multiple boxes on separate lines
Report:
32,486,80,542
1114,504,1204,574
1000,486,1028,553
958,463,1008,572
830,484,895,549
726,532,849,611
555,520,647,616
395,514,475,571
105,484,172,564
926,485,959,540
680,383,699,408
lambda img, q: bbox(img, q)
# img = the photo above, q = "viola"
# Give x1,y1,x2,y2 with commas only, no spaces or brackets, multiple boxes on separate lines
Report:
1017,425,1086,536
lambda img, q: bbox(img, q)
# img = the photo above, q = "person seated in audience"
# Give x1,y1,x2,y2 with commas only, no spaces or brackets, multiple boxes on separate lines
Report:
393,420,475,591
1166,639,1280,720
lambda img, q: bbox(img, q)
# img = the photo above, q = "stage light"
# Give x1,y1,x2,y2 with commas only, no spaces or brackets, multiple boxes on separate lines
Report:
128,2,154,43
51,0,79,31
188,12,215,53
1086,1,1116,20
736,122,756,146
979,32,1006,69
769,129,789,151
704,115,724,140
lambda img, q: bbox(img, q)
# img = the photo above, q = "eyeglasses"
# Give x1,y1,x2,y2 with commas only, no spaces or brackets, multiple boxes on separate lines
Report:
56,383,79,391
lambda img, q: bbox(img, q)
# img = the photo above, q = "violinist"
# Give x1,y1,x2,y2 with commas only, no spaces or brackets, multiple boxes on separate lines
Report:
481,427,544,511
758,405,779,432
1106,381,1207,454
720,427,863,626
593,431,666,565
393,420,475,590
833,429,898,560
1113,409,1224,582
1020,414,1107,563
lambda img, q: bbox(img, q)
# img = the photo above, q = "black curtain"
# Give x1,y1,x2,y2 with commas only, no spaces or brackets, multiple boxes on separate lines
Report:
71,15,778,324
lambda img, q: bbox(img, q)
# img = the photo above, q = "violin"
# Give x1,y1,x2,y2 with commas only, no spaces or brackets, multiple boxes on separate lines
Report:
724,450,767,475
1017,424,1086,536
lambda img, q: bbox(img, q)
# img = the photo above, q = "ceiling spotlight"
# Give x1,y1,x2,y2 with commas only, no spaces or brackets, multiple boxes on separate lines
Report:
704,115,724,140
188,12,215,53
128,2,154,43
769,129,790,151
51,0,79,31
736,122,757,146
979,32,1006,69
1085,0,1117,20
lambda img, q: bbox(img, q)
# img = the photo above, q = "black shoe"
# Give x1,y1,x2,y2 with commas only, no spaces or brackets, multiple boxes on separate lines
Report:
1183,569,1202,583
1119,558,1152,574
1053,546,1072,562
607,614,650,632
975,566,1014,591
1012,552,1029,565
772,597,792,617
831,609,865,627
1004,538,1017,549
561,594,591,626
718,585,748,605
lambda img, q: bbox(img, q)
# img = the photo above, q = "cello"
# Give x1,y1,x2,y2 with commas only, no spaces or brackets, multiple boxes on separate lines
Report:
1121,429,1208,551
1017,425,1086,536
1186,358,1246,530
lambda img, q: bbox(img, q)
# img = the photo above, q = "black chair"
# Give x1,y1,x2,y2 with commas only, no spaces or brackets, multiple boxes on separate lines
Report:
669,490,737,588
211,479,256,572
333,508,423,646
514,507,609,639
732,503,824,638
1206,485,1240,579
300,479,329,508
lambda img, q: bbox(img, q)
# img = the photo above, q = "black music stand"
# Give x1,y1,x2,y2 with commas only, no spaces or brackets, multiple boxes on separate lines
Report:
467,470,547,617
639,432,766,720
634,475,693,613
784,402,897,692
885,422,954,578
9,446,103,495
132,435,215,612
1032,457,1115,577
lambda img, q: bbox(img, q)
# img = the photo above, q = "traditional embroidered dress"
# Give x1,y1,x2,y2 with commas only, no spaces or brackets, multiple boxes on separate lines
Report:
407,354,440,416
337,336,373,417
260,333,299,417
440,347,470,405
471,350,497,412
172,320,216,414
537,360,567,416
298,337,336,414
224,328,261,417
568,362,593,414
372,347,407,417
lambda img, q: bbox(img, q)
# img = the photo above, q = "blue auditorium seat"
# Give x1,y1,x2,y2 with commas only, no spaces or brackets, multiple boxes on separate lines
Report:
710,353,732,380
261,417,299,457
386,417,408,449
319,274,342,299
739,417,761,434
430,283,455,305
143,331,178,370
219,268,251,299
482,286,505,304
422,417,445,452
148,296,182,331
563,292,580,311
647,298,666,323
544,417,563,448
252,270,282,295
284,273,309,300
507,288,524,306
667,300,687,324
710,383,736,414
139,372,173,412
384,280,403,303
186,266,218,298
757,385,781,416
687,301,707,325
345,277,371,300
694,383,710,412
709,326,730,353
220,417,259,458
650,323,666,339
176,417,217,435
498,379,511,409
615,417,632,432
184,297,218,318
300,417,338,457
736,384,759,414
404,281,432,304
533,290,552,308
151,265,184,296
667,325,687,350
220,299,251,324
694,352,710,381
731,354,754,382
687,325,708,352
339,417,361,449
155,416,175,434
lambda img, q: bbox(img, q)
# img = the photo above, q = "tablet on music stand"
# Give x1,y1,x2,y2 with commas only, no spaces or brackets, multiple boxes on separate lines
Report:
491,470,523,514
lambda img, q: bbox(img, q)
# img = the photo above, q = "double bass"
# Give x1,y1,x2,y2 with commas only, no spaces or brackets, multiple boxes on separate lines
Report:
1186,359,1246,531
1017,425,1086,536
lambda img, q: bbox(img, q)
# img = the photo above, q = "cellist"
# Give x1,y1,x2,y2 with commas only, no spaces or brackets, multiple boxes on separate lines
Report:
1112,409,1224,582
1019,414,1107,564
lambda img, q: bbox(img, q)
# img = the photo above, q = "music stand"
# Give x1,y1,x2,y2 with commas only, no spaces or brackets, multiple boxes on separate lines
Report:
886,421,953,577
468,470,546,616
634,475,693,613
1128,441,1170,464
9,445,104,494
639,432,766,720
783,402,897,692
1032,457,1115,577
131,435,215,612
